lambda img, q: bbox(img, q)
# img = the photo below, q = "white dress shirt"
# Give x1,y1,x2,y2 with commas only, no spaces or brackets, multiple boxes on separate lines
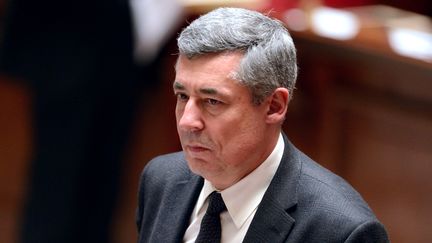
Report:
183,133,284,243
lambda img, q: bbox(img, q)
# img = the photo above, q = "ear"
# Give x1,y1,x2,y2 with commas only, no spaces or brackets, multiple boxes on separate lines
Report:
265,88,289,124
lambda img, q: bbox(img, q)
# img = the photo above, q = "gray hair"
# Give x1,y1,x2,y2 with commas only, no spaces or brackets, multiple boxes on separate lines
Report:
177,7,298,104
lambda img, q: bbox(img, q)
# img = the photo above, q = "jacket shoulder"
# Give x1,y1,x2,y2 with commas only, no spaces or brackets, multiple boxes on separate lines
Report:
136,151,194,234
299,152,374,219
291,150,389,242
139,151,190,188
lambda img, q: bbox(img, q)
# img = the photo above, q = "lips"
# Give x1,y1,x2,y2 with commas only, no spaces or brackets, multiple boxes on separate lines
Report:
186,145,210,152
180,134,213,154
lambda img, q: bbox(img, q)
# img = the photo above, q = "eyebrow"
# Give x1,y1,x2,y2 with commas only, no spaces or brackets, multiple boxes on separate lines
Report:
173,81,220,95
173,81,184,90
199,87,218,95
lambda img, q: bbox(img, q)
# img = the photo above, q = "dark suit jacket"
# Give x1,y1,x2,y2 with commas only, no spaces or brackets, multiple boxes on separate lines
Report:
136,135,389,242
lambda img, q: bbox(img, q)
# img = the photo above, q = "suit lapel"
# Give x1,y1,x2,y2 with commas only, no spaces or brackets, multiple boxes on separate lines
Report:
243,134,301,243
155,170,203,243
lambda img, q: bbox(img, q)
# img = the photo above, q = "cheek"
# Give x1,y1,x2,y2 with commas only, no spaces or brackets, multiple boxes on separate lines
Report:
217,120,264,158
208,106,266,156
175,108,185,131
175,105,182,120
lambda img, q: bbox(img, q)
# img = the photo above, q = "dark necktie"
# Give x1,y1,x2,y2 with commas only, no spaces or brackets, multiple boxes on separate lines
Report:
195,191,227,243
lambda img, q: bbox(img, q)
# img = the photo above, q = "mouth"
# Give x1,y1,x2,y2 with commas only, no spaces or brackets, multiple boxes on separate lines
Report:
186,145,211,153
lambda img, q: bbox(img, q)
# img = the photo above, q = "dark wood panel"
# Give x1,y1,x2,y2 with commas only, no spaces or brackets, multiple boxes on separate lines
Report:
0,77,32,243
342,100,432,243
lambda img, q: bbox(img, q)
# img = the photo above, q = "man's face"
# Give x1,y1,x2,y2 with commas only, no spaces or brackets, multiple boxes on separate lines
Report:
174,52,275,189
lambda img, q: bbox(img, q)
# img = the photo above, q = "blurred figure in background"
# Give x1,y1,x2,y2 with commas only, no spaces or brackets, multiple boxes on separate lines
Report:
0,0,182,242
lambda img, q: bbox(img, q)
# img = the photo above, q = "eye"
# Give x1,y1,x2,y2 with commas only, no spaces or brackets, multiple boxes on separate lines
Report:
206,98,222,106
176,93,189,101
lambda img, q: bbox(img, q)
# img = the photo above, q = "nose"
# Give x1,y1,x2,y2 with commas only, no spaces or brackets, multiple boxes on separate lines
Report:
178,99,204,132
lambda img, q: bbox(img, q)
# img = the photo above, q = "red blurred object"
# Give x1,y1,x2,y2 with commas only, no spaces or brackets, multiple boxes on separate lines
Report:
324,0,376,7
271,0,299,10
266,0,300,17
267,0,377,14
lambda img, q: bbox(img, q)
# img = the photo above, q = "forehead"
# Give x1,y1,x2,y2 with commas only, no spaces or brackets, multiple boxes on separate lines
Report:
174,52,244,90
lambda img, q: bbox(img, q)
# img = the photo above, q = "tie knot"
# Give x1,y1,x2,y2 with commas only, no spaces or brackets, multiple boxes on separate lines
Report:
207,192,226,215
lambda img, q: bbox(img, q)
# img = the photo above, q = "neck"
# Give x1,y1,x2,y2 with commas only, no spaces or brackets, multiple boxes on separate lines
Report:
211,131,281,190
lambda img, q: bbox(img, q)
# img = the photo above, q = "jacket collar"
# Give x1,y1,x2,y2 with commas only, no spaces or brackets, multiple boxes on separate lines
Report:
154,168,203,243
243,133,300,242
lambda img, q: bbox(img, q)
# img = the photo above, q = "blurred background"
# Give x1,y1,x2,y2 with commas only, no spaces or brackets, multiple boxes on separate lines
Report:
0,0,431,242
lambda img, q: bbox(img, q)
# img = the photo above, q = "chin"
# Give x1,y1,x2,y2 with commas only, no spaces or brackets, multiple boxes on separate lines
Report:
187,159,219,178
186,158,206,174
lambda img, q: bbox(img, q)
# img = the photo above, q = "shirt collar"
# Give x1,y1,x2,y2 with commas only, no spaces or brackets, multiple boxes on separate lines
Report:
194,133,284,228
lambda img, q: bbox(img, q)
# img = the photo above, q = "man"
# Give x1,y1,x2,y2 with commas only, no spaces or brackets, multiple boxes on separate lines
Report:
136,7,389,243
